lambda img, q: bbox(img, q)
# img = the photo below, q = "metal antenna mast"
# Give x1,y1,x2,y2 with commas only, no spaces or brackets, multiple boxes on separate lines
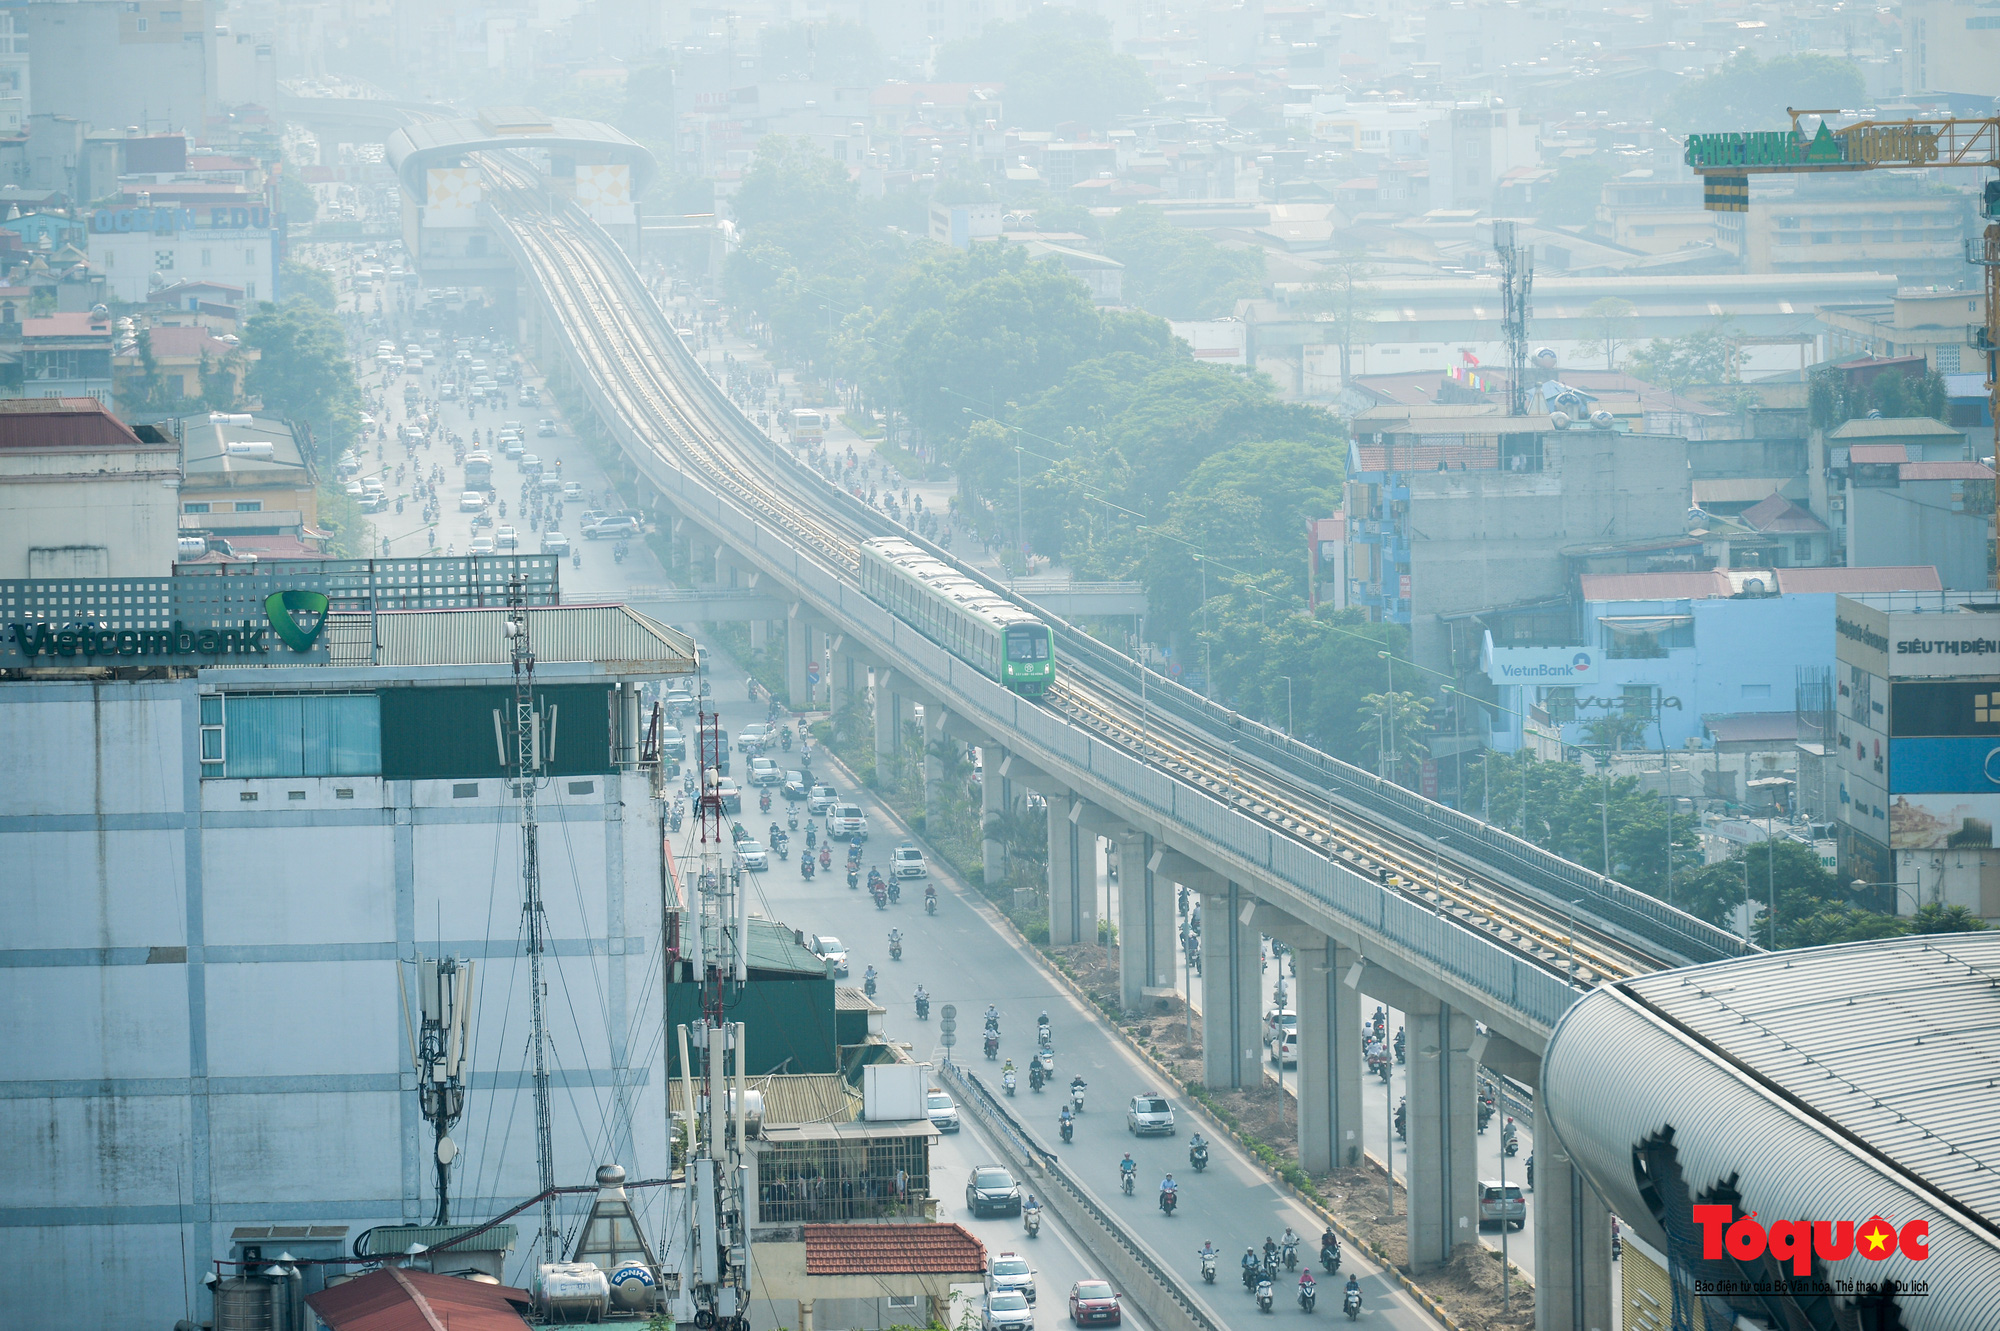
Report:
1494,220,1534,416
505,578,557,1263
414,954,473,1225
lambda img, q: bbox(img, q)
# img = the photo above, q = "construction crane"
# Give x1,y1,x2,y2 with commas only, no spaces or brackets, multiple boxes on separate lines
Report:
1686,109,2000,585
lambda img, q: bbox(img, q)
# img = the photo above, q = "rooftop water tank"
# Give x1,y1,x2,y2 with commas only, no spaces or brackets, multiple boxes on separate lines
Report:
535,1262,610,1323
213,1277,275,1331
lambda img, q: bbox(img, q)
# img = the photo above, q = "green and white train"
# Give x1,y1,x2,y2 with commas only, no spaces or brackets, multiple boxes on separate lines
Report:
857,537,1055,695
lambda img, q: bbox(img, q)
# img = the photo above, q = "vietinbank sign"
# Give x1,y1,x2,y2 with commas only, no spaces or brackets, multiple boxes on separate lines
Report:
8,592,329,662
1484,642,1598,686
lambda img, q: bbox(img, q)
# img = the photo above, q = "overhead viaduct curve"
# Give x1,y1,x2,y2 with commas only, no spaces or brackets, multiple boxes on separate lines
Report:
336,118,1753,1329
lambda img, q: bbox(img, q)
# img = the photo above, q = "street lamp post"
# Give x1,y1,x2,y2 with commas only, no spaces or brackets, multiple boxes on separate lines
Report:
1280,675,1294,737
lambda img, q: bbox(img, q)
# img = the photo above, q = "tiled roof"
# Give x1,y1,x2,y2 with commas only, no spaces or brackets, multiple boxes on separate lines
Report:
1737,495,1826,533
1830,416,1963,440
1772,565,1941,594
804,1223,987,1275
146,324,237,359
1847,443,1907,463
1900,460,1992,481
305,1266,532,1331
22,312,110,338
1580,571,1733,602
0,397,145,451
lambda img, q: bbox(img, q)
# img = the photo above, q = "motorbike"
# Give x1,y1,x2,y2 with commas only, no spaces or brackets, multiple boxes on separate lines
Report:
1024,1208,1041,1239
800,858,815,881
1255,1277,1274,1314
1201,1253,1217,1285
1504,1134,1520,1158
1343,1289,1362,1322
1120,1171,1134,1197
862,973,877,999
1159,1187,1177,1216
1037,1021,1052,1049
1071,1084,1086,1113
1394,1028,1406,1064
781,726,793,751
889,936,903,961
759,790,772,813
1242,1264,1260,1293
916,996,930,1020
1478,1100,1494,1134
1003,1070,1017,1097
1526,1154,1535,1190
1283,1241,1298,1271
1395,1100,1406,1141
872,884,888,910
820,846,832,870
1029,1064,1045,1093
847,867,859,890
985,1014,1001,1036
1369,1055,1392,1084
887,880,900,904
925,892,938,916
1060,1116,1074,1145
1298,1283,1317,1315
1190,1141,1209,1172
788,810,799,831
1037,1048,1055,1076
984,1032,999,1060
1319,1243,1340,1275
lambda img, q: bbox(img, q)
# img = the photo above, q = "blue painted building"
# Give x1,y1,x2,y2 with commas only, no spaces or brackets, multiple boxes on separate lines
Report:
1483,566,1944,752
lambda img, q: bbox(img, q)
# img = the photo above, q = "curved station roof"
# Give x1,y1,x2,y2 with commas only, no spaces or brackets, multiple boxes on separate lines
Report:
1543,935,2000,1330
386,106,656,197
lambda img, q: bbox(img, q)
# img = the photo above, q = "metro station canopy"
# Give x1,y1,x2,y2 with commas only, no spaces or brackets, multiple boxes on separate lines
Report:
385,105,657,198
1542,935,2000,1328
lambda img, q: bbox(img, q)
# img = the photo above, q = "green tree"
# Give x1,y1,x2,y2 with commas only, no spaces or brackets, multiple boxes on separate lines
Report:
1627,318,1744,392
1355,691,1433,786
280,167,318,225
1535,157,1616,229
934,12,1153,130
1663,53,1868,133
1303,250,1377,388
1675,838,1846,944
1469,752,1699,901
1100,206,1265,319
1907,902,1990,934
281,258,338,311
242,297,361,464
1574,297,1638,370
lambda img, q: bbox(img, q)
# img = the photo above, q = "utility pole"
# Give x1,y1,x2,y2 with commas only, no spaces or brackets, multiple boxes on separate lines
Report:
1493,220,1534,417
413,953,472,1225
505,579,557,1262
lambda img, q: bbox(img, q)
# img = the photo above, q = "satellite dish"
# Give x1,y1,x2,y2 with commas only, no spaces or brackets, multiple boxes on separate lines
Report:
436,1136,457,1165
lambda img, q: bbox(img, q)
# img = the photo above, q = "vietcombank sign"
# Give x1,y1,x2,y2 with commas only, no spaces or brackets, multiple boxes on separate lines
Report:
8,591,330,661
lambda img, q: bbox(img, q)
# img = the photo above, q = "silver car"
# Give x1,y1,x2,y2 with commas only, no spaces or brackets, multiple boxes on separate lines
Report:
1126,1093,1176,1136
1478,1180,1526,1231
988,1252,1037,1304
985,1292,1033,1331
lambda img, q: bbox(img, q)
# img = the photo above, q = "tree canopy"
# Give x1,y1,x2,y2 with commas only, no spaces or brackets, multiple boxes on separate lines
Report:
243,297,361,463
1662,53,1868,133
1100,206,1264,320
934,12,1153,130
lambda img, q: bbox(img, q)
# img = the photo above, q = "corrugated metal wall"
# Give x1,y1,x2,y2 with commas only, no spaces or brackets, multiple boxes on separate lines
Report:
379,683,613,779
1622,1237,1672,1331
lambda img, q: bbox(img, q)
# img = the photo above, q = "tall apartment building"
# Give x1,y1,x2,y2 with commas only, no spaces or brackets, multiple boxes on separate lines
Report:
1714,176,1976,289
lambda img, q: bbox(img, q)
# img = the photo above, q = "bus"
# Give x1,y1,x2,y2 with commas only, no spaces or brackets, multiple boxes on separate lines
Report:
464,452,493,488
789,408,826,448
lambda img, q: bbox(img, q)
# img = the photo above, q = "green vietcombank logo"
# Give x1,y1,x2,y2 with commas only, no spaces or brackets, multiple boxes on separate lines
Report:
7,590,331,660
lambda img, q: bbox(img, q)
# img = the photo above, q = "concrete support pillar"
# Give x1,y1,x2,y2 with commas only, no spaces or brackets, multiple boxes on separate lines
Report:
1534,1139,1615,1331
1295,941,1363,1174
749,618,768,652
1046,793,1082,945
785,608,812,711
1113,831,1156,1009
981,748,1007,889
829,646,858,714
872,669,898,767
798,1301,814,1331
1404,1000,1481,1272
922,704,947,807
1199,883,1263,1090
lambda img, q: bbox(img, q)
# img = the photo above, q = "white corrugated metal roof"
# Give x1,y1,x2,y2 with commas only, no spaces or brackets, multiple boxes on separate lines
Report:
372,604,697,672
1622,936,2000,1219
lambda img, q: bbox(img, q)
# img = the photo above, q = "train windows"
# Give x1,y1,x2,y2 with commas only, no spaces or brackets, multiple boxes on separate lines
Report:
1006,627,1050,661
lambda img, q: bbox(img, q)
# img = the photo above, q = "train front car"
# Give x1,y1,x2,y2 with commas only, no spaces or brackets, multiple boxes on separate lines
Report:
999,620,1054,696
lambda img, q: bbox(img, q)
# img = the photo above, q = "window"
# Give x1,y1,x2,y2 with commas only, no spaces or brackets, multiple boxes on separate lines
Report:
1937,345,1960,372
1622,684,1657,718
1601,616,1693,658
210,693,381,778
200,248,212,267
234,500,262,512
1542,685,1577,722
245,248,255,265
183,502,210,514
1005,627,1049,661
200,694,224,769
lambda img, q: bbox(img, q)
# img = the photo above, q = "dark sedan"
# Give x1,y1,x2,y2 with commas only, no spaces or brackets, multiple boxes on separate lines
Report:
966,1165,1021,1217
1068,1281,1120,1326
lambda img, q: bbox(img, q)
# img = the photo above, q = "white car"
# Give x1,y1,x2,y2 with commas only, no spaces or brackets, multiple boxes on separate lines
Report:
985,1292,1033,1331
494,525,519,549
748,756,781,787
827,803,868,840
809,935,848,974
926,1089,959,1133
892,844,928,878
1271,1029,1298,1068
735,837,768,872
562,481,584,500
468,535,495,555
1264,1008,1297,1048
458,491,487,512
989,1252,1037,1304
1126,1093,1176,1136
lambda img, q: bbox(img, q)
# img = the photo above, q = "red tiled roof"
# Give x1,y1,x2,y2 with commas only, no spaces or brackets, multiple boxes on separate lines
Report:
1738,495,1826,533
145,325,237,359
1773,565,1941,594
0,397,144,451
1580,570,1733,601
1900,460,1992,481
22,312,110,339
804,1223,987,1275
304,1267,532,1331
1848,443,1907,463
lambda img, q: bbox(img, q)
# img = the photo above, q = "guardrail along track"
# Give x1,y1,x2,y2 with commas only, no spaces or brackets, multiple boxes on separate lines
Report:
478,167,1749,995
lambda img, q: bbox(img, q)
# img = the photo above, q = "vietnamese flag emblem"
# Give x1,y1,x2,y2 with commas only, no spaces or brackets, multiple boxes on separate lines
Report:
1856,1217,1896,1260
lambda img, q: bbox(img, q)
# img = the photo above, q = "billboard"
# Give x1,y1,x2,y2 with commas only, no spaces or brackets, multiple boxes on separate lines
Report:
576,163,635,226
424,167,483,228
1889,793,2000,849
1889,737,2000,793
1889,679,2000,737
1484,641,1599,686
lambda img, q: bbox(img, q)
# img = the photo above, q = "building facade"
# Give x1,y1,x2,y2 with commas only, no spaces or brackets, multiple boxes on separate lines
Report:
0,396,179,575
0,582,694,1327
1834,590,2000,920
88,204,278,305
